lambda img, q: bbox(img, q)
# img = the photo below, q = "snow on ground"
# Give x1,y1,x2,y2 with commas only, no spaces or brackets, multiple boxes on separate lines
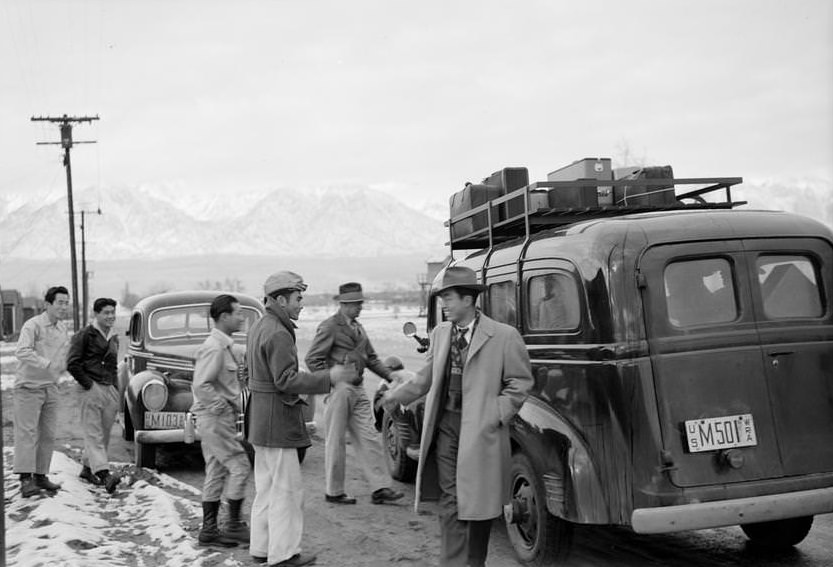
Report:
3,448,242,567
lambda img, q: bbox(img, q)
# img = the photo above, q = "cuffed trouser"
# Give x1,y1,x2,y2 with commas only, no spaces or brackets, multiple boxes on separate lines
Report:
13,383,58,475
80,382,120,473
435,410,493,567
323,382,390,496
250,445,304,564
197,405,251,501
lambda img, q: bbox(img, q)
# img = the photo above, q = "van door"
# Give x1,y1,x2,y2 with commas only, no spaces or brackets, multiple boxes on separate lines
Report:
743,238,833,476
639,241,783,487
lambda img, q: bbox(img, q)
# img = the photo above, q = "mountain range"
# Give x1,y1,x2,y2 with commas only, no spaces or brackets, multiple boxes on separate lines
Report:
0,185,448,261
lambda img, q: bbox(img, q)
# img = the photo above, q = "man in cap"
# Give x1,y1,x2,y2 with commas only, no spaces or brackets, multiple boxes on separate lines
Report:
247,271,360,567
382,266,533,567
305,282,403,506
190,294,251,548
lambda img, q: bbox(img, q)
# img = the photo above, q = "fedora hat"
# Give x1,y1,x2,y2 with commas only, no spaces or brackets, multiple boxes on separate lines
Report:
333,282,367,303
433,266,485,294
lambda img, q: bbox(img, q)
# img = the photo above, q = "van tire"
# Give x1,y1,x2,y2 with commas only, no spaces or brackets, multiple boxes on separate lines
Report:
135,441,156,469
382,410,417,482
506,452,573,565
741,516,813,548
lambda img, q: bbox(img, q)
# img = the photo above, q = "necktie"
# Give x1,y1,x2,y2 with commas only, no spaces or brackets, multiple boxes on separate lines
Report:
456,327,468,350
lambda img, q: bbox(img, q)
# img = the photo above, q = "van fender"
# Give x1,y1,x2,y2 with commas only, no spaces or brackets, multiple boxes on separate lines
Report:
513,398,610,524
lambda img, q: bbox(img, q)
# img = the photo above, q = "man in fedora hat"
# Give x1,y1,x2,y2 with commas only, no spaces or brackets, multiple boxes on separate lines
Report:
247,271,360,567
305,282,404,506
382,266,533,567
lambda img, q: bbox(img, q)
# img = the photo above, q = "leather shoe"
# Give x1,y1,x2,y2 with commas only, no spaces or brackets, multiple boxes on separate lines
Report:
79,466,103,486
251,556,267,564
371,487,404,504
270,552,316,566
324,493,356,505
34,474,61,492
20,476,42,498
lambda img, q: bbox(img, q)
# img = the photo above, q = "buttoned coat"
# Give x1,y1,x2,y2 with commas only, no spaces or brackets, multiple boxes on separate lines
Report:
388,313,533,520
246,304,331,448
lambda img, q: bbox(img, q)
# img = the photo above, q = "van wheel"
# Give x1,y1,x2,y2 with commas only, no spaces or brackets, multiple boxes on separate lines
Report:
382,410,417,482
121,404,135,441
741,516,813,548
135,441,156,469
506,452,573,565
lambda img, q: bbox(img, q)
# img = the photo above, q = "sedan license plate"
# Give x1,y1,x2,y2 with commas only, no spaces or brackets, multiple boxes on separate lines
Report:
145,411,186,430
685,413,757,453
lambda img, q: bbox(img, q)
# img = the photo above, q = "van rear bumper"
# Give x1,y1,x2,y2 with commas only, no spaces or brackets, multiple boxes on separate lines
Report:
631,487,833,534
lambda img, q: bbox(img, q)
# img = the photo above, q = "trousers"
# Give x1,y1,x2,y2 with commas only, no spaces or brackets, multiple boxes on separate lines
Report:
435,409,494,567
80,382,120,473
13,383,58,474
250,445,304,564
323,382,390,496
197,404,251,501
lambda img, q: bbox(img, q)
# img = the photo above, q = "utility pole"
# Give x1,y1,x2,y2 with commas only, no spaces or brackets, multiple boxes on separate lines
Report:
31,114,99,330
78,208,102,326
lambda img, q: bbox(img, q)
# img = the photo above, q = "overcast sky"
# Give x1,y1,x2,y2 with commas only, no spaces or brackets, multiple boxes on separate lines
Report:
1,0,831,209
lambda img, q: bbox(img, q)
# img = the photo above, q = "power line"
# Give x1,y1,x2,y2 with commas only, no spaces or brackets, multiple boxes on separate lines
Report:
31,113,99,330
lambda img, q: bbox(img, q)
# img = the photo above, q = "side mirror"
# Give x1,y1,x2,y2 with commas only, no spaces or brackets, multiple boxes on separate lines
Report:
402,321,430,352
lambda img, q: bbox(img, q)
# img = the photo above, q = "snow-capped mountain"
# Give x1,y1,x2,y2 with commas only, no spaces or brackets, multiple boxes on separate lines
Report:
0,185,448,260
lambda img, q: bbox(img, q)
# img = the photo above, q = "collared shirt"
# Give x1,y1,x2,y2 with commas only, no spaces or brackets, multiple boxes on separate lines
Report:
191,328,242,414
14,312,70,387
92,319,115,341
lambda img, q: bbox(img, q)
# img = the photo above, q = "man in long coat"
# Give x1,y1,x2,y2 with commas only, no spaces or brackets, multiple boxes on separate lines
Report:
382,266,533,567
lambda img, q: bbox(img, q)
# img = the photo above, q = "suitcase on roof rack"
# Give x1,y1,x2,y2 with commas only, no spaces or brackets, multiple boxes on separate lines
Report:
547,158,613,206
449,183,503,239
613,165,676,206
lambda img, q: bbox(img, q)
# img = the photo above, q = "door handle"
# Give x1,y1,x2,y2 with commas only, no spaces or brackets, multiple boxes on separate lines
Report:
768,351,794,357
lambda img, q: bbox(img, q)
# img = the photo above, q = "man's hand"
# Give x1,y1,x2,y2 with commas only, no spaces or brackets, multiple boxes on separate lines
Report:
388,369,415,386
380,390,400,414
330,363,361,386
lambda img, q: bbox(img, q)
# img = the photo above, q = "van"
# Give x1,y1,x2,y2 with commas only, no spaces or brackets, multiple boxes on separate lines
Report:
381,169,833,564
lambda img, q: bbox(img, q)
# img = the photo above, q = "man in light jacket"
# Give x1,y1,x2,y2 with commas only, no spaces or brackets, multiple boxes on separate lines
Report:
191,294,250,548
305,282,403,506
246,271,360,567
13,285,71,498
382,266,533,567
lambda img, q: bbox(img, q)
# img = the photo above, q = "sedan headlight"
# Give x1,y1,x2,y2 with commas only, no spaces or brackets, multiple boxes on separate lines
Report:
141,379,168,412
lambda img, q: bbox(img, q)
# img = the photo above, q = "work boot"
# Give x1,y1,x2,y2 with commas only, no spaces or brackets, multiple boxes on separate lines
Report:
79,466,103,485
96,470,121,494
34,474,61,492
225,498,250,543
198,501,238,548
19,474,42,498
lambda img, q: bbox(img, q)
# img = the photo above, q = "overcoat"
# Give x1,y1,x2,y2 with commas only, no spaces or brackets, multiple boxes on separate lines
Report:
389,313,533,520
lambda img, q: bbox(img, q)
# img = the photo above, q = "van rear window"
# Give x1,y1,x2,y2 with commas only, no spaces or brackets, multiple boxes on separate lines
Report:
527,273,580,331
756,255,823,319
664,259,737,328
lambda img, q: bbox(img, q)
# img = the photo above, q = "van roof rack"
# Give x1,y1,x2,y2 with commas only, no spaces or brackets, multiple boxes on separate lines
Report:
446,177,745,250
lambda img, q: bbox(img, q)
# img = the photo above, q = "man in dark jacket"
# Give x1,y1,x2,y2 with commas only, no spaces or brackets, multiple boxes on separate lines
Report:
67,297,121,493
246,271,359,567
305,282,403,505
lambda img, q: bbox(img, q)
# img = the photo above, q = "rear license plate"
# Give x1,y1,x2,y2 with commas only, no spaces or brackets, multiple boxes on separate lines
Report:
145,411,186,430
685,413,757,453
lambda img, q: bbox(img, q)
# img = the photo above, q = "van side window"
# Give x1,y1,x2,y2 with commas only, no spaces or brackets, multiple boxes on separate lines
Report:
488,281,517,326
527,273,580,331
664,258,736,327
756,255,823,319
